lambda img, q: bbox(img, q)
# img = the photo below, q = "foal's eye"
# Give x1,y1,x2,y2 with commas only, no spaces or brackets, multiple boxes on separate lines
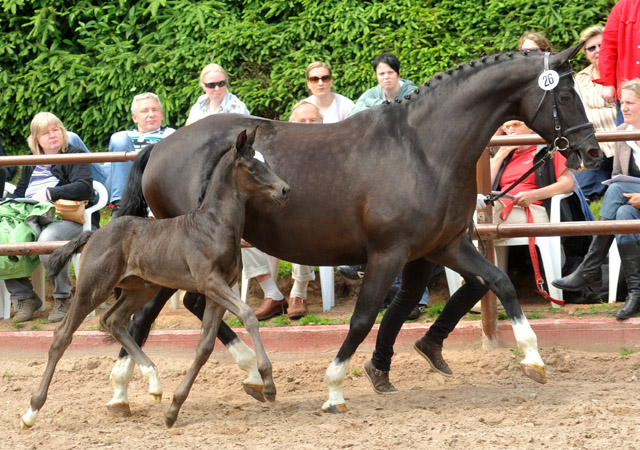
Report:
247,163,258,173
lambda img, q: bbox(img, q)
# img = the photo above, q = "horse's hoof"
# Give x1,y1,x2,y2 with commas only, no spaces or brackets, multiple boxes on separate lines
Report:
322,403,348,414
150,393,162,403
164,415,177,429
521,363,547,384
20,418,32,430
243,383,266,403
107,402,132,417
264,391,276,403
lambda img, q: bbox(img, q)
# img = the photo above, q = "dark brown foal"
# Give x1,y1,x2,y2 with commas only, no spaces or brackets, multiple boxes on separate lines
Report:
21,128,289,429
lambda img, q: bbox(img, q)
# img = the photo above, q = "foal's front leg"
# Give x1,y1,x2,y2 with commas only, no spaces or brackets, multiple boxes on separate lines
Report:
164,298,226,428
205,282,276,403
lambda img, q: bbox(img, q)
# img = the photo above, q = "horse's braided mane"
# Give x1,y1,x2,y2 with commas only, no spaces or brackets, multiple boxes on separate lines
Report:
381,50,535,107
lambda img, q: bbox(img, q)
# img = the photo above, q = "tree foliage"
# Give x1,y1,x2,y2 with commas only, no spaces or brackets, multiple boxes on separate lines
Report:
0,0,616,155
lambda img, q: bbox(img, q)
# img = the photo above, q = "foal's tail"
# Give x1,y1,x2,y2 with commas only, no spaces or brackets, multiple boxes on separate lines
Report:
47,231,94,279
114,143,155,218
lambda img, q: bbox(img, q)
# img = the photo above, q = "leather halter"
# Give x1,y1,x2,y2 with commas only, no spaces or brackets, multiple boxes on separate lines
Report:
486,52,593,206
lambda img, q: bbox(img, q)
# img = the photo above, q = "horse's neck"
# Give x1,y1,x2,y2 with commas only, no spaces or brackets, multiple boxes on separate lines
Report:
411,57,537,172
198,153,246,235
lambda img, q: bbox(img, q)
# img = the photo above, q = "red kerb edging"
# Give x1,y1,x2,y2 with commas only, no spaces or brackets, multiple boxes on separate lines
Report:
2,318,640,354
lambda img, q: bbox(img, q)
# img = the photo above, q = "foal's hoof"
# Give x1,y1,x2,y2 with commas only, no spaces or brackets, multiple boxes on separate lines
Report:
164,414,177,429
322,403,348,414
20,418,32,430
243,383,266,402
521,363,547,384
150,393,162,403
107,402,132,417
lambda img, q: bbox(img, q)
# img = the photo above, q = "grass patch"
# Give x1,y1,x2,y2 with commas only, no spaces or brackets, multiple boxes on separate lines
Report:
225,316,243,328
497,311,509,320
424,303,444,319
11,321,25,330
266,315,291,327
620,347,634,356
87,324,104,331
525,311,542,320
589,198,602,220
31,324,42,331
298,313,339,326
352,368,362,377
4,371,12,380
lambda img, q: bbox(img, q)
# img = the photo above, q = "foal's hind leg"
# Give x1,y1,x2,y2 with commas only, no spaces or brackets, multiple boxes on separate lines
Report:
164,299,226,428
103,287,165,416
183,292,266,402
438,237,546,384
108,286,174,416
21,287,107,428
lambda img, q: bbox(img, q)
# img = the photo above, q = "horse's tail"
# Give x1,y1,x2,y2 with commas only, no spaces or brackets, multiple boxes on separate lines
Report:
115,143,155,218
47,231,94,279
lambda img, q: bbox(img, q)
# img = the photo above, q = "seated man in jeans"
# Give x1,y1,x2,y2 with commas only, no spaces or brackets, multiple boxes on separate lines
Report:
107,93,175,212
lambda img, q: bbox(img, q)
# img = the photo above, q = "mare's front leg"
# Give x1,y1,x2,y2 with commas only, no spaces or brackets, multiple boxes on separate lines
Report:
108,286,175,417
21,283,108,429
183,291,266,402
164,299,227,428
439,237,546,384
323,252,406,413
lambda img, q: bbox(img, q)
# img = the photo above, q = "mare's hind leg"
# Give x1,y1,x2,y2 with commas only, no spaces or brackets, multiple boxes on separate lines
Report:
165,299,226,428
371,259,434,372
108,286,174,416
323,251,407,413
21,286,108,429
103,286,165,416
183,292,266,402
438,237,546,384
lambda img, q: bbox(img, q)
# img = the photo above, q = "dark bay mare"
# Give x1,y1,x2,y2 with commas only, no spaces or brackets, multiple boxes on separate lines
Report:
20,130,290,429
114,45,601,413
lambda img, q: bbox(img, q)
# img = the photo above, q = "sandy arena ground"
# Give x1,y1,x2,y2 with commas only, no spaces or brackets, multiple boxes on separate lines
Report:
2,343,640,450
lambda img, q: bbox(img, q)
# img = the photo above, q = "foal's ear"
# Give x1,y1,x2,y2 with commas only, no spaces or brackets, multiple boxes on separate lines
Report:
551,43,584,67
235,129,248,158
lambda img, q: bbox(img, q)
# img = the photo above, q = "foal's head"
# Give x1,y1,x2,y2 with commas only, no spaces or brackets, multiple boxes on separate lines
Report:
233,127,290,204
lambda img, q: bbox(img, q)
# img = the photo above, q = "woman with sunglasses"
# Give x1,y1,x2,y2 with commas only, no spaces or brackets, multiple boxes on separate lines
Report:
574,25,617,202
185,63,249,126
350,52,417,115
303,61,354,123
518,31,553,53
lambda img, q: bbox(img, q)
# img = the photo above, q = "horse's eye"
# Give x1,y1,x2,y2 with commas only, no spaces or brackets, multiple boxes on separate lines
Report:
247,163,258,173
559,93,573,103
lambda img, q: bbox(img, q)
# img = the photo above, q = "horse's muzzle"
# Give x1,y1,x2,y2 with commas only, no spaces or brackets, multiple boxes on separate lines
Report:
273,184,290,204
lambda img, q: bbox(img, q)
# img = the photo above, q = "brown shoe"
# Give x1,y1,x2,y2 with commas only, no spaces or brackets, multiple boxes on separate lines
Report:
254,297,287,321
413,335,452,377
363,359,398,395
12,296,43,323
287,296,307,319
48,297,71,323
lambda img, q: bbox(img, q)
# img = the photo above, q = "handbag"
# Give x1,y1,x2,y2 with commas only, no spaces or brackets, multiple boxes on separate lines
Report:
54,199,88,224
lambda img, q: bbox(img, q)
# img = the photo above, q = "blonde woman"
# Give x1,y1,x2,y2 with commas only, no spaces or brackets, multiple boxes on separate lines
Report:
3,112,93,323
185,63,249,125
303,61,354,123
574,25,617,200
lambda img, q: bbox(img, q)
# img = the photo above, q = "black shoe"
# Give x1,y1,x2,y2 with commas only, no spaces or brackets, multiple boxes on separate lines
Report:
552,233,613,292
406,305,421,321
337,264,366,280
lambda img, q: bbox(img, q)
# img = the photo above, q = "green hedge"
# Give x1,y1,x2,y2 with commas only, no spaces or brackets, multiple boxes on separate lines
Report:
0,0,616,156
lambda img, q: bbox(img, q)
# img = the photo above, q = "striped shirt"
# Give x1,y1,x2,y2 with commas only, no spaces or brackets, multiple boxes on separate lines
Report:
575,65,617,158
125,127,175,151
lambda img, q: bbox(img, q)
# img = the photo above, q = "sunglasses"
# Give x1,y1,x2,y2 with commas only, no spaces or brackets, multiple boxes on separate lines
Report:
586,43,601,53
308,75,332,84
203,80,226,89
519,47,541,53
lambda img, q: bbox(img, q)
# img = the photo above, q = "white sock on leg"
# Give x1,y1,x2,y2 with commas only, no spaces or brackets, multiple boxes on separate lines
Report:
258,276,284,300
290,280,309,299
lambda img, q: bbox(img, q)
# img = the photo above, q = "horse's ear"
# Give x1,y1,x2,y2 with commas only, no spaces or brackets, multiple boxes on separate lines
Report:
551,43,584,67
246,126,258,147
235,130,248,159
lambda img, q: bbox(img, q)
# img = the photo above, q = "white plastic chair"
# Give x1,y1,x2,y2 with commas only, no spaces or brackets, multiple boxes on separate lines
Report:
240,256,335,312
1,181,108,319
445,192,573,308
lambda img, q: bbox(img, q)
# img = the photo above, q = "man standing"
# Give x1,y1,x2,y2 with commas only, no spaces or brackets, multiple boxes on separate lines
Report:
107,93,175,212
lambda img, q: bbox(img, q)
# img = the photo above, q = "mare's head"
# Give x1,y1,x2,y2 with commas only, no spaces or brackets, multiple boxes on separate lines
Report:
233,127,290,204
518,44,602,170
